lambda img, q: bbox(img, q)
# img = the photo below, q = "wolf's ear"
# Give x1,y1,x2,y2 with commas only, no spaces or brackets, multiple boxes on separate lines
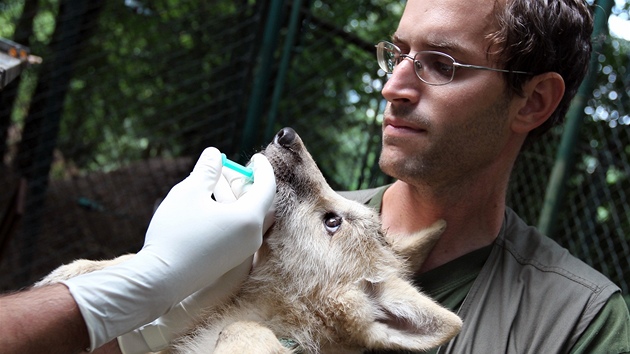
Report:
388,219,446,273
362,276,462,352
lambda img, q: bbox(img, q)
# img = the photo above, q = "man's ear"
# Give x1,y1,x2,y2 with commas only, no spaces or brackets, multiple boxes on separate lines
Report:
511,72,565,134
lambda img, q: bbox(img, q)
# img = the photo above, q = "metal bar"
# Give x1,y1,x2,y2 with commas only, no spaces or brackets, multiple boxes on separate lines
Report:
0,53,24,90
264,0,304,142
537,0,614,236
239,0,285,156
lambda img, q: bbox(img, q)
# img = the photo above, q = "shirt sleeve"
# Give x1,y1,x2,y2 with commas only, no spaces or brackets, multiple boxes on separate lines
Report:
569,291,630,354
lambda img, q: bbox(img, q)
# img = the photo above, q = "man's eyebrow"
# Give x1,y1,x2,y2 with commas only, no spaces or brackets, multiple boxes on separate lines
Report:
390,33,408,46
391,33,470,57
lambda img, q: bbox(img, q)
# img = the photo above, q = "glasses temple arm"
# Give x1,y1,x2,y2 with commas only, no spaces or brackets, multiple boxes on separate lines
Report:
453,62,532,75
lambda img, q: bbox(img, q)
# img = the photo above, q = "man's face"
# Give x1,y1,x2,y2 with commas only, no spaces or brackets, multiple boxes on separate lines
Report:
379,0,520,188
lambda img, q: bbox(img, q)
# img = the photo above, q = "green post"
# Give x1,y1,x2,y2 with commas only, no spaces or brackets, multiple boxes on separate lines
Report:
240,0,285,157
264,0,304,141
537,0,614,236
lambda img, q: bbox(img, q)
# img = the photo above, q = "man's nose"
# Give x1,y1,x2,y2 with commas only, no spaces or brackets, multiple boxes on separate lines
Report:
380,58,421,104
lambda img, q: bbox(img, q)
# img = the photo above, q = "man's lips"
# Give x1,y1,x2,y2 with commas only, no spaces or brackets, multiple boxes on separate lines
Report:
383,118,427,136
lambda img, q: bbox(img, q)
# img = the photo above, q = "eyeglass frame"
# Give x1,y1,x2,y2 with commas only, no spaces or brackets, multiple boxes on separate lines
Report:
375,41,533,86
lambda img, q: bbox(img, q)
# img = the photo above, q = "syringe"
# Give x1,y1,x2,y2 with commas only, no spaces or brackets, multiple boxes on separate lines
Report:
221,153,254,181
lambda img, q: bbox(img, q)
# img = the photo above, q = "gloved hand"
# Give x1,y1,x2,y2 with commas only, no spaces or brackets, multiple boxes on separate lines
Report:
117,156,275,354
117,257,252,353
62,148,276,351
215,161,277,232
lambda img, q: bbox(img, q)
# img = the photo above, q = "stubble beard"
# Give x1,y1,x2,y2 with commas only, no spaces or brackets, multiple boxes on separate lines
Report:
378,104,439,186
378,93,512,189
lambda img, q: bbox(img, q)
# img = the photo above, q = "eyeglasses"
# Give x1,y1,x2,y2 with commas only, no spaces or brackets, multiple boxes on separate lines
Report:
375,41,532,86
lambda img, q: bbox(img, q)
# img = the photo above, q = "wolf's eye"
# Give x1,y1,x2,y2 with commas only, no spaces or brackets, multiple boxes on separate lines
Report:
324,212,342,234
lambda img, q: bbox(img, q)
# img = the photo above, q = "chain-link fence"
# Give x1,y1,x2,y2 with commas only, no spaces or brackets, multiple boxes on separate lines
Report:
1,0,628,305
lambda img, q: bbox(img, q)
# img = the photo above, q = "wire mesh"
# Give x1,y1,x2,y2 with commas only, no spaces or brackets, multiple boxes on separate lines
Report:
0,0,628,301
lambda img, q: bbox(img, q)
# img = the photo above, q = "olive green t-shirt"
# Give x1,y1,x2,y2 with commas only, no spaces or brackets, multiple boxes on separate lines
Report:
414,248,629,354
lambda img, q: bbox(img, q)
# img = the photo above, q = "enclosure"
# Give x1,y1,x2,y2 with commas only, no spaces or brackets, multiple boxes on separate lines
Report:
0,0,629,308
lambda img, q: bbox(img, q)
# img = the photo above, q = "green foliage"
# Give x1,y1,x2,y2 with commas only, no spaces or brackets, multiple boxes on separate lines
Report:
274,0,401,189
6,0,630,192
0,2,24,38
54,0,262,171
3,0,629,293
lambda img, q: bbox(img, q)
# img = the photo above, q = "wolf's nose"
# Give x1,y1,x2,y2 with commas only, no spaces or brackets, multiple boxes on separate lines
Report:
274,127,297,147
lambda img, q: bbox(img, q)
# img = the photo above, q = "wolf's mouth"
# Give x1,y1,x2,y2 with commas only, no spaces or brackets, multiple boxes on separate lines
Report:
264,152,295,185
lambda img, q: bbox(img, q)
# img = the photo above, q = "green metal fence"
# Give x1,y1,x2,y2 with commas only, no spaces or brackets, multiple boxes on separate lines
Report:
0,0,628,304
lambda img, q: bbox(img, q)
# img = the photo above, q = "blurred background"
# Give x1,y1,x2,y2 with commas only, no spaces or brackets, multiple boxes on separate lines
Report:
0,0,628,306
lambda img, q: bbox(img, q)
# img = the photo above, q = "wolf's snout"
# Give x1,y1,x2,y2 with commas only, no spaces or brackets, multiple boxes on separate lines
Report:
273,127,297,148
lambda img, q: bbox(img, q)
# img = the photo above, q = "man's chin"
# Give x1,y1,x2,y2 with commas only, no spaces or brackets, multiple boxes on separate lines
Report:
378,151,406,179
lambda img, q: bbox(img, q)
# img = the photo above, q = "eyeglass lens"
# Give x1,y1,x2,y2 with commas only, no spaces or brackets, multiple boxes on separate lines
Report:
376,42,456,85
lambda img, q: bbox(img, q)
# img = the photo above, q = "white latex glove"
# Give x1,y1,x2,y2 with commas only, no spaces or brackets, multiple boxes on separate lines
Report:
117,257,251,353
215,160,254,200
216,162,277,232
117,157,270,354
62,148,276,351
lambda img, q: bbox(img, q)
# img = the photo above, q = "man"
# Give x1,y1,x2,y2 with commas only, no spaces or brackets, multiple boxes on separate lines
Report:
351,0,630,352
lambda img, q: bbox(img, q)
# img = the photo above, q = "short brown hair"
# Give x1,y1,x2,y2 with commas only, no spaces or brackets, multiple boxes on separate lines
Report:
488,0,594,143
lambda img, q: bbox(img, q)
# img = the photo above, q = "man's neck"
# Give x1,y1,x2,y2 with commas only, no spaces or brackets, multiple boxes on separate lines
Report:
381,178,506,273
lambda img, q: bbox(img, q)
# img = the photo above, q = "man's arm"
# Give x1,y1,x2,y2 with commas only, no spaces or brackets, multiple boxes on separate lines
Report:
0,284,89,354
0,149,275,353
570,291,630,353
0,284,124,354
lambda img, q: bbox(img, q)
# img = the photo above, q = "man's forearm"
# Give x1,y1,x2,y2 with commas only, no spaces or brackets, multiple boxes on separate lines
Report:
0,283,90,354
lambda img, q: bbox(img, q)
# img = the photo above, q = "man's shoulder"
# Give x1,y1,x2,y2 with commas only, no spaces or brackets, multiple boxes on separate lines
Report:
498,207,619,296
336,186,388,205
449,208,622,353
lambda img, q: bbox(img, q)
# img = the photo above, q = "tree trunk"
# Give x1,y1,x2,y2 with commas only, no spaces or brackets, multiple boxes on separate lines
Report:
13,0,105,286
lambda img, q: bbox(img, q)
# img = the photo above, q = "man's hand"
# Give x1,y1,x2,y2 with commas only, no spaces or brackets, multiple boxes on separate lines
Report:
61,148,276,351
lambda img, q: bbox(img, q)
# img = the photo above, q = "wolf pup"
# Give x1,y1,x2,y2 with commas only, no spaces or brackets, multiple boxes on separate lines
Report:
37,127,462,353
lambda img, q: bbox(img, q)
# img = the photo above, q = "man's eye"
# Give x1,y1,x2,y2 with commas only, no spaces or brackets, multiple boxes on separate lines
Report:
436,62,454,76
429,59,454,77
